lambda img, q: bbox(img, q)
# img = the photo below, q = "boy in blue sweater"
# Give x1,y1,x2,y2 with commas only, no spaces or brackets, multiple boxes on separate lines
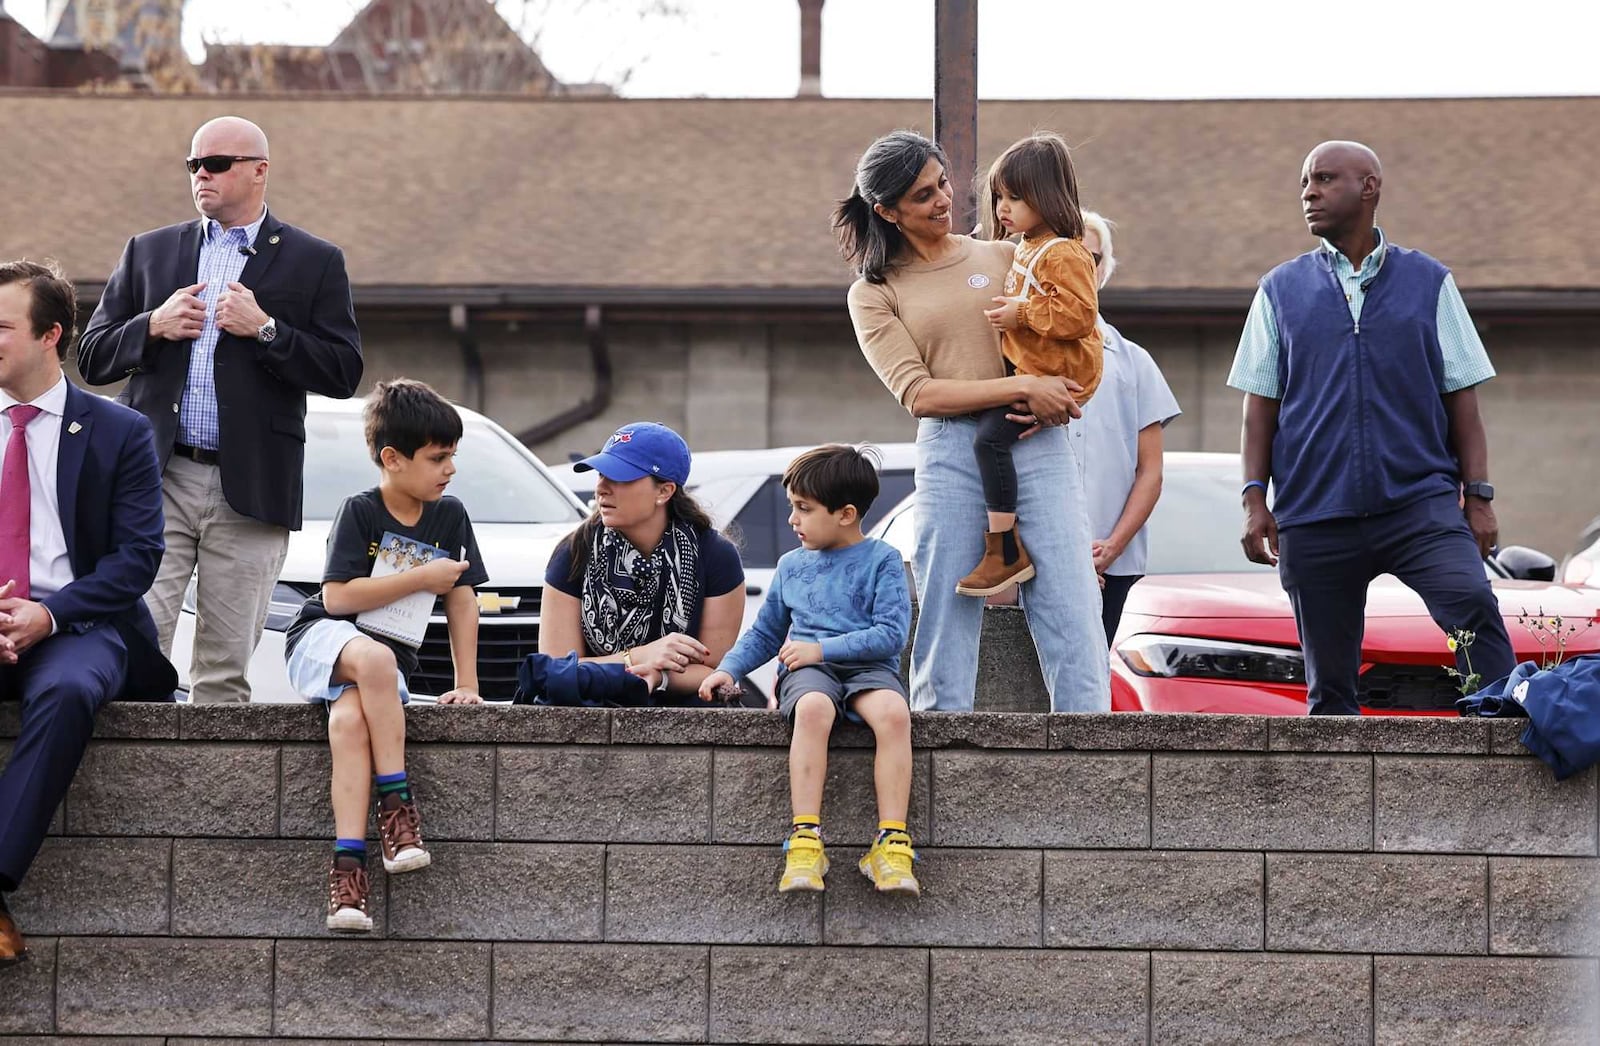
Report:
700,445,916,895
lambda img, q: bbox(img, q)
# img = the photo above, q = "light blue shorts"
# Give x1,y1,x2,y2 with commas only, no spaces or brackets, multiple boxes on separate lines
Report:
286,618,411,705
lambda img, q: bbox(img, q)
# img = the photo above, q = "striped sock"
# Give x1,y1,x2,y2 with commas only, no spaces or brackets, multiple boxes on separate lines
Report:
875,819,908,844
791,815,821,839
375,771,410,803
334,838,366,868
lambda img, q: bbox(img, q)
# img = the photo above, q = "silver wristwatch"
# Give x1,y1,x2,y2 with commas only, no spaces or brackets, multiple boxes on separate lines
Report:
256,316,277,344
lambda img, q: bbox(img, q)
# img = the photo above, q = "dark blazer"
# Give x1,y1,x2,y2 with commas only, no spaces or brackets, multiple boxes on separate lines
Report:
77,209,363,530
36,382,178,701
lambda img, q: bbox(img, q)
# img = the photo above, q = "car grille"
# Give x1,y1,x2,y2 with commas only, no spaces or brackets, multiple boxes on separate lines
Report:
1358,663,1462,712
410,587,543,701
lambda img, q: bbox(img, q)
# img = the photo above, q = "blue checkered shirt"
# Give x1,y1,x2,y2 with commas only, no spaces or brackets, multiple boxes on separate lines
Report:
180,210,266,450
1228,227,1496,399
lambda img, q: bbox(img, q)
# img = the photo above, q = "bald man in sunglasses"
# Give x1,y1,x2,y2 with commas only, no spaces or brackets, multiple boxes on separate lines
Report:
79,116,363,704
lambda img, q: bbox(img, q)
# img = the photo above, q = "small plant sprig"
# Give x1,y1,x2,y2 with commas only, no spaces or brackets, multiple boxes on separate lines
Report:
1516,607,1594,670
1444,627,1481,697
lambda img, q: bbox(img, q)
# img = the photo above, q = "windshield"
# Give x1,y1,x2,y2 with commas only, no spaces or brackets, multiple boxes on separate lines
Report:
302,414,585,525
1144,460,1277,575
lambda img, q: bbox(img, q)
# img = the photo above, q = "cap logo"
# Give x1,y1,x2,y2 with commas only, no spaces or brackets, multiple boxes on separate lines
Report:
609,429,633,445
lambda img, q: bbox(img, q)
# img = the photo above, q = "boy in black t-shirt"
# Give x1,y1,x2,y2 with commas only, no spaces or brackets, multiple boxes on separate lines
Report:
283,379,489,933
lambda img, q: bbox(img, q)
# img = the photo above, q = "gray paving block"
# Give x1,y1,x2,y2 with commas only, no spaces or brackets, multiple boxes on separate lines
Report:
2,1038,164,1045
1045,850,1263,950
493,942,707,1042
709,945,927,1044
1267,853,1487,954
1270,715,1488,754
1487,717,1536,755
1376,757,1597,855
975,606,1050,713
605,844,820,944
611,706,793,747
178,703,325,741
930,948,1147,1045
388,842,603,940
171,838,388,938
56,937,273,1035
1151,951,1372,1045
712,748,931,845
911,710,1048,749
93,702,181,739
1375,956,1600,1044
405,703,611,744
279,743,495,841
824,847,1041,947
0,936,54,1033
7,837,169,935
1153,753,1371,851
931,750,1148,847
273,940,490,1039
66,743,278,837
497,745,711,842
1051,712,1268,751
1490,857,1600,956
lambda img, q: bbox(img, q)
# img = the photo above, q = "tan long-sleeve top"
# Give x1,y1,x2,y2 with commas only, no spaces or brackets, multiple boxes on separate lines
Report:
847,236,1017,413
1001,234,1103,403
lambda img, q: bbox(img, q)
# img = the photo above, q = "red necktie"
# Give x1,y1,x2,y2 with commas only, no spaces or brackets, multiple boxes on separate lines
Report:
0,404,42,600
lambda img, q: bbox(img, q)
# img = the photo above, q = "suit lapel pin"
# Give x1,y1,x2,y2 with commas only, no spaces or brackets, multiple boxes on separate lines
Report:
68,421,83,435
268,235,280,245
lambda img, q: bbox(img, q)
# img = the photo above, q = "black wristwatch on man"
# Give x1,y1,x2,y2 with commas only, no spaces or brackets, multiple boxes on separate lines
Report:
1464,481,1495,502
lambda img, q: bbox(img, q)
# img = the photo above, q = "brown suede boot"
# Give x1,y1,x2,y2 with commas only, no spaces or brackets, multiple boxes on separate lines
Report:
955,527,1035,596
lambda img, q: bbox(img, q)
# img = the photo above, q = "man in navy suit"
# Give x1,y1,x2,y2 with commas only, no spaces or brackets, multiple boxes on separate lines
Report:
79,116,363,704
0,260,177,965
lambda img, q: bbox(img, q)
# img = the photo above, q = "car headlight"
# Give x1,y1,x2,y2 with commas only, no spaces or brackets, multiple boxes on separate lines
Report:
1118,634,1306,684
182,578,311,633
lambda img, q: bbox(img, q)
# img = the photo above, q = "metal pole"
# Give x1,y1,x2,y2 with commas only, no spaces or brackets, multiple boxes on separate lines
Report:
934,0,979,235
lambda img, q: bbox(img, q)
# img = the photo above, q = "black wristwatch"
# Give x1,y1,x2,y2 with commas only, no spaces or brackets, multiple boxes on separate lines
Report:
1464,481,1495,502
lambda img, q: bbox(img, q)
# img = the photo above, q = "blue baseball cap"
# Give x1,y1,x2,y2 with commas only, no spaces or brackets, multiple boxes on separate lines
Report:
573,422,691,486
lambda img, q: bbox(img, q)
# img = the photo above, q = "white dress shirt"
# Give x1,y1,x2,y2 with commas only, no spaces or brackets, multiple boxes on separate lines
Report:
0,373,73,601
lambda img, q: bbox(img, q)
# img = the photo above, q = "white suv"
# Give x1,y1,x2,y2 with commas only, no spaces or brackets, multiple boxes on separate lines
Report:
171,396,588,702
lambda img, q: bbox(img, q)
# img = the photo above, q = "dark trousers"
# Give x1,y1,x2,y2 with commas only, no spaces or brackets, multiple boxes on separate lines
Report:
972,406,1030,514
1101,573,1143,648
0,624,127,891
1277,493,1515,715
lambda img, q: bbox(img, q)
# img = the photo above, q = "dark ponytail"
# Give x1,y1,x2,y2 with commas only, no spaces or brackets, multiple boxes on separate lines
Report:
833,130,950,284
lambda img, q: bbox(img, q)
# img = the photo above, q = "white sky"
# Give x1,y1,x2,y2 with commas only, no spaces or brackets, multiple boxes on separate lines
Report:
8,0,1600,99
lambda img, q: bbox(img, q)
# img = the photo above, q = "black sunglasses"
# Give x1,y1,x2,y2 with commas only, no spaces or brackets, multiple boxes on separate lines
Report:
185,154,265,175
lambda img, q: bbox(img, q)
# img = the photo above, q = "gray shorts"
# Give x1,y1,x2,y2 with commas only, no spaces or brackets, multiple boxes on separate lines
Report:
778,663,908,725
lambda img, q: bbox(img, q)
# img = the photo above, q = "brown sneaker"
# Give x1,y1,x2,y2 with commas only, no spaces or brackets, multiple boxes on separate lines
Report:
376,793,431,874
325,859,373,933
955,527,1035,596
0,894,27,965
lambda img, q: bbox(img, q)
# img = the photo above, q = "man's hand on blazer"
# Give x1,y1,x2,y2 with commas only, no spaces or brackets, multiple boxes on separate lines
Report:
148,282,207,342
216,282,269,338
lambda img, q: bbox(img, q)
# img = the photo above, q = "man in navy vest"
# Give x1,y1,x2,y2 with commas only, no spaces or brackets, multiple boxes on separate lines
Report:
1227,141,1514,715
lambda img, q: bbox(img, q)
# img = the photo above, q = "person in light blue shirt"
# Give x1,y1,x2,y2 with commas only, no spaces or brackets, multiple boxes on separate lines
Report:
1226,140,1513,715
1070,212,1182,646
700,445,917,898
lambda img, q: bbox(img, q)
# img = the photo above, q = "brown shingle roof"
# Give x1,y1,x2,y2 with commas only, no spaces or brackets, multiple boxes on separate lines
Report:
2,94,1596,298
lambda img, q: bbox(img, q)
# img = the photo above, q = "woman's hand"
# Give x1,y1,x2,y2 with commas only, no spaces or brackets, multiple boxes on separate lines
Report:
633,632,710,674
779,640,824,671
626,662,665,693
1019,375,1084,429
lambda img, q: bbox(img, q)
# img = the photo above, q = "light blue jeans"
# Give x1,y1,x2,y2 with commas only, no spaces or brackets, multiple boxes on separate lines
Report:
911,416,1109,712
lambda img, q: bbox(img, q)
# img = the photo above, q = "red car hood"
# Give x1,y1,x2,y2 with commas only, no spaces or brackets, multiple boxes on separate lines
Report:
1129,572,1600,621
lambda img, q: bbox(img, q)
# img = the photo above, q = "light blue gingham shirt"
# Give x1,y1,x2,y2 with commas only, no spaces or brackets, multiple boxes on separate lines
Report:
1227,228,1496,399
180,208,266,450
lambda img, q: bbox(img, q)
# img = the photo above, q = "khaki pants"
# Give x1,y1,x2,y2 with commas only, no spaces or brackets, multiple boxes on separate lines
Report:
144,454,290,704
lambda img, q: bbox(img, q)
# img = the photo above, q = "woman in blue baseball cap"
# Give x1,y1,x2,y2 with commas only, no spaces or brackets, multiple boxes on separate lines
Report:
539,422,746,700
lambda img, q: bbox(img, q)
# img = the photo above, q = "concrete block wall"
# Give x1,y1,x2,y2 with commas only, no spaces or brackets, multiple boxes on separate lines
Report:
2,703,1598,1044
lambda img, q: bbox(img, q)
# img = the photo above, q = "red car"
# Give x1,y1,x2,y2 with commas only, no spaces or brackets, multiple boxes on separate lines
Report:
872,453,1600,715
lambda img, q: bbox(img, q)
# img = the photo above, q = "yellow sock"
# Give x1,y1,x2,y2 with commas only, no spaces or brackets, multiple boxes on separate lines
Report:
876,820,908,843
791,815,821,838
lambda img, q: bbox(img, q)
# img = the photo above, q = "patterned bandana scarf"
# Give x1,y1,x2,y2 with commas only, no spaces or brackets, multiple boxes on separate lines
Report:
580,519,702,656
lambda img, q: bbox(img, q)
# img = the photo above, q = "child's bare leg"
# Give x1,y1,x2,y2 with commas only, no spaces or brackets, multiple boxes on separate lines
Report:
986,510,1017,533
850,689,913,825
331,636,405,776
789,692,837,819
327,690,373,841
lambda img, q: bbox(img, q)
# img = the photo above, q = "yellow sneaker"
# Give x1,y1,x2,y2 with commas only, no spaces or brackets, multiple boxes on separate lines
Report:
859,831,920,896
778,830,829,892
